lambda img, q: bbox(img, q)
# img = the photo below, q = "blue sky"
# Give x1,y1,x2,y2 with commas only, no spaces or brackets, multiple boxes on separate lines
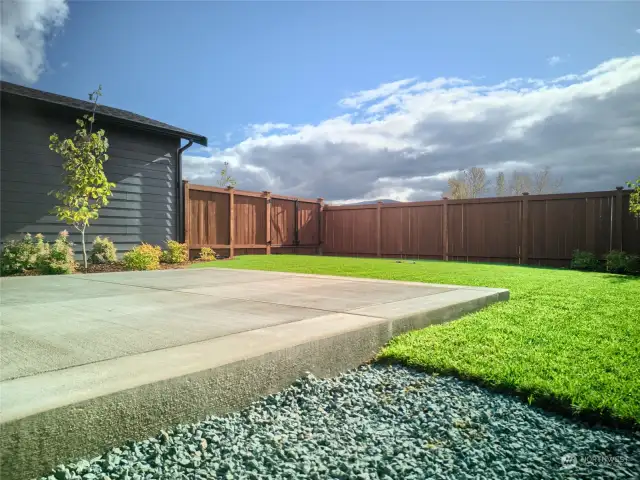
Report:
2,1,640,201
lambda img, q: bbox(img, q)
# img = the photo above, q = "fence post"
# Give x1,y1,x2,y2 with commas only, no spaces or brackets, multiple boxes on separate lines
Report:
317,198,324,255
293,199,300,247
615,186,624,250
264,191,271,255
521,192,529,265
376,201,383,257
228,186,235,258
442,197,448,261
183,180,190,247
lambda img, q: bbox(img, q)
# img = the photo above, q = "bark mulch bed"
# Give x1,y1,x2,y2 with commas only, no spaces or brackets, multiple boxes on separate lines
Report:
76,262,194,274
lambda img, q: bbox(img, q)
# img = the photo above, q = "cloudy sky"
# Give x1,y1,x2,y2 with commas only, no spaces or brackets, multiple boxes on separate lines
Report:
2,1,639,202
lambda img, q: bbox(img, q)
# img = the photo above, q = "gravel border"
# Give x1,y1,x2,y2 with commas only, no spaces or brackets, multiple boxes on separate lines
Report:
40,364,640,480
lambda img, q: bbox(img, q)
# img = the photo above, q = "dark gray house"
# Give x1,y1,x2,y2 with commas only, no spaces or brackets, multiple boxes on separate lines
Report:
0,81,207,256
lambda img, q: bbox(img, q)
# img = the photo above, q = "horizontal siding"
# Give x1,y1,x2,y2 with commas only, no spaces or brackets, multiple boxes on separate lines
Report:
2,168,173,190
2,138,177,169
1,177,174,197
3,214,174,227
1,95,181,257
2,155,175,178
3,189,175,210
2,204,174,221
3,223,174,236
2,114,178,157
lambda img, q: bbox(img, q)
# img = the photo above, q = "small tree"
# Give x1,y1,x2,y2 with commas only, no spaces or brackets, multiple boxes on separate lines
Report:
216,161,237,188
628,176,640,217
506,166,562,195
495,171,506,197
532,166,562,194
446,167,489,199
49,85,115,269
446,176,469,200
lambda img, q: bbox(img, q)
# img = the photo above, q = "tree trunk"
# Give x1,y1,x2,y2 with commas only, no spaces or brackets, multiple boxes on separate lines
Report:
81,227,88,270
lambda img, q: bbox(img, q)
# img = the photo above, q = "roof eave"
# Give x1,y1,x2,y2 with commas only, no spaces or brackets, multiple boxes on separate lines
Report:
1,85,208,147
109,119,208,147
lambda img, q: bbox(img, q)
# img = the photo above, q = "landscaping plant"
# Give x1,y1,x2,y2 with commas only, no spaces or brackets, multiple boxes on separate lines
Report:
90,236,117,264
215,161,237,188
160,240,188,264
628,176,639,217
48,85,115,270
123,243,162,271
37,231,75,275
627,254,640,274
604,250,636,274
198,247,216,262
1,234,37,275
0,233,52,275
570,249,600,270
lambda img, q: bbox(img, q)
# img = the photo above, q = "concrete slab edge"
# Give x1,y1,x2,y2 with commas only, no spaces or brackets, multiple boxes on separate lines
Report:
0,289,507,480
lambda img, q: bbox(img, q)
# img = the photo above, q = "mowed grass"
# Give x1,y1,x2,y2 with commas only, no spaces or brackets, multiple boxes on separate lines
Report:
193,255,640,425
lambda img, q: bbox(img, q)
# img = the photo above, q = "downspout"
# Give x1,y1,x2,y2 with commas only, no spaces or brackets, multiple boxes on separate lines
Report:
176,140,194,243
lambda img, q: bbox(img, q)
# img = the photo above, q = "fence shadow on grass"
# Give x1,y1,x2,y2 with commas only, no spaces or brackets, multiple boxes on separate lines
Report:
602,273,640,284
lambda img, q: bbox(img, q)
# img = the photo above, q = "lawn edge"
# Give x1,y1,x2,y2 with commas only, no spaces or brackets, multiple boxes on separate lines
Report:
374,356,640,433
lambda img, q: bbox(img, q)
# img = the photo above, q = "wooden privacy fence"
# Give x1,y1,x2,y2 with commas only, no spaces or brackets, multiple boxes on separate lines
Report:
322,188,640,267
184,182,323,257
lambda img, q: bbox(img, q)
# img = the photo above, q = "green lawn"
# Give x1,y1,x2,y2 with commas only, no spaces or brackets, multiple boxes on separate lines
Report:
193,255,640,425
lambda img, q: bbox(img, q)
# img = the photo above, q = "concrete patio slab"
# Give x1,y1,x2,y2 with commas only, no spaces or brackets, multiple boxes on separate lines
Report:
0,267,508,480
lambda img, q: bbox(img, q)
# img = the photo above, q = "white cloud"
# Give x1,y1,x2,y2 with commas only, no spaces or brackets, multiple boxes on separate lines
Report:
547,55,563,66
0,0,69,83
339,78,416,109
636,28,640,34
184,55,640,203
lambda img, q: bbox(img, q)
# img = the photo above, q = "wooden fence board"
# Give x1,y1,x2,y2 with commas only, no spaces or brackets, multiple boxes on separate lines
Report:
185,185,638,265
271,199,295,246
235,195,266,246
323,189,638,267
185,184,322,257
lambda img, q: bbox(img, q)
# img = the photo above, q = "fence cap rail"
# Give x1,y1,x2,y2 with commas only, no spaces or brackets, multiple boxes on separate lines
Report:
323,189,634,210
187,183,321,204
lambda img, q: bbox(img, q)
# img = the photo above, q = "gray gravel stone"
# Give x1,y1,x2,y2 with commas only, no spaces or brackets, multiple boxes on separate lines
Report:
37,365,639,479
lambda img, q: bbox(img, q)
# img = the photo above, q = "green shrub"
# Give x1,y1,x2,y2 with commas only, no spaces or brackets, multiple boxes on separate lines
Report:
33,233,50,266
37,231,75,275
1,235,33,274
1,233,49,275
570,250,599,271
198,247,216,262
626,255,640,274
604,250,637,274
160,240,188,264
90,236,117,264
123,243,162,271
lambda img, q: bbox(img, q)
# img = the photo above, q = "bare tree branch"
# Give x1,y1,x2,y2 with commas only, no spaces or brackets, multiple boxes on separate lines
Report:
510,171,532,195
446,167,490,199
511,167,562,195
496,171,506,196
